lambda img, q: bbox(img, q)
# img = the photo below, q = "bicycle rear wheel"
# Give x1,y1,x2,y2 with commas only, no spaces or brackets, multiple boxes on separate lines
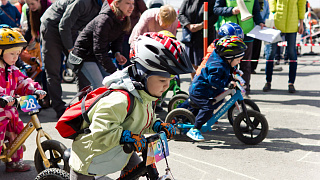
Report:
233,110,268,145
165,108,195,135
168,94,189,112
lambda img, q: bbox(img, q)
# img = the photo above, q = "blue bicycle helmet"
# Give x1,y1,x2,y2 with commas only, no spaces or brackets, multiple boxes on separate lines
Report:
218,23,244,39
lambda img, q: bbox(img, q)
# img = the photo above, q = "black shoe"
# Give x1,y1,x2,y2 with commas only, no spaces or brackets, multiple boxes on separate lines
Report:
263,83,271,92
251,70,256,74
288,85,296,93
56,108,66,119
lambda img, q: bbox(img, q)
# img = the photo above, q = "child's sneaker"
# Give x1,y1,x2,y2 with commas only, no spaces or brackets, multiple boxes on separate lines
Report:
187,128,205,142
6,161,31,172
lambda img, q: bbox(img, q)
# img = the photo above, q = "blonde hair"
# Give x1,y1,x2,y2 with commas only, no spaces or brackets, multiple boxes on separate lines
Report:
111,0,131,32
1,47,23,54
159,5,177,25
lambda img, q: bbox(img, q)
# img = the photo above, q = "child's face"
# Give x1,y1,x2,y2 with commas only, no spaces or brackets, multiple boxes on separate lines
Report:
229,57,243,67
147,75,172,97
3,49,22,66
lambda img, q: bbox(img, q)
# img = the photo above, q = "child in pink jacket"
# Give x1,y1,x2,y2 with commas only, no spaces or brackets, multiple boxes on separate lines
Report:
0,28,46,172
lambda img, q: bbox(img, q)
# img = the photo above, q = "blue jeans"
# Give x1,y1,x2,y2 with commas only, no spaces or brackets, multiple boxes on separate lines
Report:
81,62,110,89
265,33,297,84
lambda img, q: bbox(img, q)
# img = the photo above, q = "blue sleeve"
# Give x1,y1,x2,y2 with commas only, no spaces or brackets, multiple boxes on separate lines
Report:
207,66,227,90
252,0,264,24
213,0,234,16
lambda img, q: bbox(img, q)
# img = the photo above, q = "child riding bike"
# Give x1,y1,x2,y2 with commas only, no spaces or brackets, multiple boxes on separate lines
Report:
196,22,244,76
185,35,247,142
68,32,194,179
0,27,46,172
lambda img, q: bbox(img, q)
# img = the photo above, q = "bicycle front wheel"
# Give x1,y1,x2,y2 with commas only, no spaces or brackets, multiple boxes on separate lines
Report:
35,168,70,180
34,140,70,173
227,99,260,125
233,110,268,145
165,108,195,135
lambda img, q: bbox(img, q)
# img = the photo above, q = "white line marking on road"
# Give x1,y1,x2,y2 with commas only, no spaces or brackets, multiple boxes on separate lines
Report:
169,157,207,180
171,152,259,180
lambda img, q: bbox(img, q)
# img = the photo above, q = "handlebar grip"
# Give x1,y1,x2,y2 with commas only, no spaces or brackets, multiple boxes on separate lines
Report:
123,143,134,154
0,99,7,108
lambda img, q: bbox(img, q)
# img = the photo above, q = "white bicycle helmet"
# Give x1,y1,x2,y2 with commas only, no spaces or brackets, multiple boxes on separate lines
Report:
132,32,194,76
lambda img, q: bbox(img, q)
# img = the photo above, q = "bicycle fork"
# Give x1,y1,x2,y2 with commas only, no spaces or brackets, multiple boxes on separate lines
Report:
240,101,255,129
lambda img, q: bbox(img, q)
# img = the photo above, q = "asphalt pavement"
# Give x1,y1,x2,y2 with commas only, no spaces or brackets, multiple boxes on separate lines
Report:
0,44,319,179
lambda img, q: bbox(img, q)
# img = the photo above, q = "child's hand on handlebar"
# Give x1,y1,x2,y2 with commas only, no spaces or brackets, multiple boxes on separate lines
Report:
228,81,237,89
152,121,176,139
120,130,147,153
1,95,15,106
34,90,47,100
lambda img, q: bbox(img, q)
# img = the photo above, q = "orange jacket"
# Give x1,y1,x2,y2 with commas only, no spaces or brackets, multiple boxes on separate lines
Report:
196,42,216,75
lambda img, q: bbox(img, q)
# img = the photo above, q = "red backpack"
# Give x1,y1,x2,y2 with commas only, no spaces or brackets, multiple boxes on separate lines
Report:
55,86,134,140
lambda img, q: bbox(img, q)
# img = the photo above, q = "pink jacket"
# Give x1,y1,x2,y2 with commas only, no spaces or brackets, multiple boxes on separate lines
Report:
129,8,178,48
0,65,42,119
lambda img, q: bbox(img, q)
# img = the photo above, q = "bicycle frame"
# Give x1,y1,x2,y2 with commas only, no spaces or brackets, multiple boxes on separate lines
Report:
118,133,172,180
177,88,246,132
0,110,53,168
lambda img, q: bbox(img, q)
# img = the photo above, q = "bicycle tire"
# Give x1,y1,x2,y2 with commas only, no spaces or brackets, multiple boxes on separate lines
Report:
34,140,70,173
233,110,268,145
62,68,75,83
227,99,260,125
165,108,195,135
168,94,189,112
34,168,70,180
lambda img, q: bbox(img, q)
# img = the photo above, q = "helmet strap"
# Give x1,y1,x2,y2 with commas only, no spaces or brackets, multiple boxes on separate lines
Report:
0,50,10,81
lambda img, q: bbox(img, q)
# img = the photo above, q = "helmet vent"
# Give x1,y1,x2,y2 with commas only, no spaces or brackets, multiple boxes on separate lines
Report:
145,44,160,55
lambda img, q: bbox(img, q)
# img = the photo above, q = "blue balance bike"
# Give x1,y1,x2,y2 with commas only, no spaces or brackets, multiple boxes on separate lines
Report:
165,76,268,145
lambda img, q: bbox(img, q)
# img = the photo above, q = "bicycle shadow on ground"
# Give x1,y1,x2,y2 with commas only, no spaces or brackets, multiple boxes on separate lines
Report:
179,121,320,154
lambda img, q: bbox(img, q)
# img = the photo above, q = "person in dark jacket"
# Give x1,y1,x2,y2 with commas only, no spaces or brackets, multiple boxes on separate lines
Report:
0,0,21,28
40,0,105,118
178,0,219,81
70,0,133,90
214,0,265,97
120,0,147,69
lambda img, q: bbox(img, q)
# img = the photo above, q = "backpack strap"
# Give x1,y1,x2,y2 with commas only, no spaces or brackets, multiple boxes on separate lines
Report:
81,90,112,125
81,89,135,126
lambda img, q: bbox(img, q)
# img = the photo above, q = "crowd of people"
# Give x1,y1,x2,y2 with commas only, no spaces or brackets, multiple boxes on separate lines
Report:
0,0,308,177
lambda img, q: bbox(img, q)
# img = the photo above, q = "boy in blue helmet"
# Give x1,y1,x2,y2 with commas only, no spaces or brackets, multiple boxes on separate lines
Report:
187,36,247,141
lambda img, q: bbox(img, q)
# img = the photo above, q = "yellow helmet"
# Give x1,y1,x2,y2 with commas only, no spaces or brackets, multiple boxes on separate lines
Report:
0,28,27,50
158,30,176,40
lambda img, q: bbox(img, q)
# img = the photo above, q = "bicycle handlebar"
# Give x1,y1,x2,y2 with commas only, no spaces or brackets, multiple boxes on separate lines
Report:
0,95,39,108
123,133,161,154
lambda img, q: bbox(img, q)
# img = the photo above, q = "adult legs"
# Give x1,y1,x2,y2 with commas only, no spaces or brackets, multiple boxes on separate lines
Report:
251,39,262,73
81,62,108,90
240,41,253,95
285,33,297,84
41,25,66,117
265,42,278,83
